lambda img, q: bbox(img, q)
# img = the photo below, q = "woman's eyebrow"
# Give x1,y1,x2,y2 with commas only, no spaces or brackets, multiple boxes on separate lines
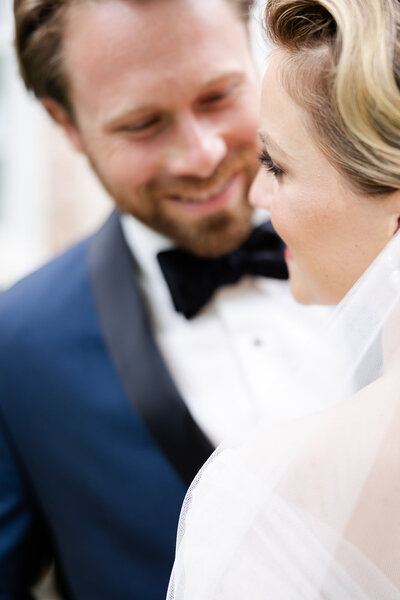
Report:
258,130,293,161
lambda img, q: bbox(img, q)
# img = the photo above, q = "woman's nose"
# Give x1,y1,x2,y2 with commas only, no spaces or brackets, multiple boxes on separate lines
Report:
249,168,273,211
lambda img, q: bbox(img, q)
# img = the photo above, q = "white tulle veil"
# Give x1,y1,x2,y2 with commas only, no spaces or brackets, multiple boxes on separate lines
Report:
167,230,400,599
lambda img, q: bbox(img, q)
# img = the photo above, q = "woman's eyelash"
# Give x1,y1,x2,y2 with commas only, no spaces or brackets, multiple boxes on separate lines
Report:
258,150,284,177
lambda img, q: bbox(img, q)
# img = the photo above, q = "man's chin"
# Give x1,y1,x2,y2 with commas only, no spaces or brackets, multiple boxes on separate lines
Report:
170,211,254,258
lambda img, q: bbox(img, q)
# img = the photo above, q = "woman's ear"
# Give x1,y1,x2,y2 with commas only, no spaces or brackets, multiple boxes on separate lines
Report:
390,189,400,236
41,97,84,153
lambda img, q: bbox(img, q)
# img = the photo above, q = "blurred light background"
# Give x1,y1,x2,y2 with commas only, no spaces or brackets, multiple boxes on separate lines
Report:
0,0,268,290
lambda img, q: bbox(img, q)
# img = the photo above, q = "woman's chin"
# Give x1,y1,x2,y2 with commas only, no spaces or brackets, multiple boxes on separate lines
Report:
288,277,337,306
286,263,317,305
289,281,316,305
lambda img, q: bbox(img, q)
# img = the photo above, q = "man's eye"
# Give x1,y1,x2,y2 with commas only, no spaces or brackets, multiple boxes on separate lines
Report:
202,92,228,103
124,117,161,133
200,84,240,106
258,150,284,177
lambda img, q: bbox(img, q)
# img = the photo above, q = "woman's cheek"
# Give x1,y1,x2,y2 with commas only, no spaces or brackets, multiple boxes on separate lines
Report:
269,197,294,246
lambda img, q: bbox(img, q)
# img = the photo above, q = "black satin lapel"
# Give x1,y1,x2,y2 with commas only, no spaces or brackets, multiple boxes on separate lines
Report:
88,211,214,485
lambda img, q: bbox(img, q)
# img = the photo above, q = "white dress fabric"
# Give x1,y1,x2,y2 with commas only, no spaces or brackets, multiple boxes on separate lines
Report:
167,232,400,599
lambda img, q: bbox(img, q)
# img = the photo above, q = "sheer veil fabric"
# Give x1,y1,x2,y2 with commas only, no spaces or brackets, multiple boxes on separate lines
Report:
167,232,400,599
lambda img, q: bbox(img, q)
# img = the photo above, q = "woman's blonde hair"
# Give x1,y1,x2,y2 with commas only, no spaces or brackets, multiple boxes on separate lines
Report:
265,0,400,194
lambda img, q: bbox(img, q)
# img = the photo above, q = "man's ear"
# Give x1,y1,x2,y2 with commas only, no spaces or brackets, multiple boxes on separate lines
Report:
41,97,84,153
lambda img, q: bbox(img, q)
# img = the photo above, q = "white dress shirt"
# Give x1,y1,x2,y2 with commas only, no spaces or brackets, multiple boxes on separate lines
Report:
120,214,330,446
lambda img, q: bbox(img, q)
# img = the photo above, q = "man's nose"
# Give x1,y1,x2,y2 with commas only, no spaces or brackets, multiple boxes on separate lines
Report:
249,168,273,211
165,113,227,179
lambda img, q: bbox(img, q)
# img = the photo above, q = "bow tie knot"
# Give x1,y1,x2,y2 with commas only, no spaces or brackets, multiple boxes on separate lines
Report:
219,250,245,283
157,222,288,319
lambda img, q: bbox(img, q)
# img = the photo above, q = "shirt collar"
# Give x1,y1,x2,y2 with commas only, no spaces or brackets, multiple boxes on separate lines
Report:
120,212,174,283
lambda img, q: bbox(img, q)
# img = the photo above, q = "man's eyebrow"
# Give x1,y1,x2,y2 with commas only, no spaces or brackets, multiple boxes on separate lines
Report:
104,105,158,130
201,70,244,89
258,131,293,161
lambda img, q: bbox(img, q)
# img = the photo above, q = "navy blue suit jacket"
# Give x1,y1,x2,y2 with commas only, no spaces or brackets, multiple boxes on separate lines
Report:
0,212,213,599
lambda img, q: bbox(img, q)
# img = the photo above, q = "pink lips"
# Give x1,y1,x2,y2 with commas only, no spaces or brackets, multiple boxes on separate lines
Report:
284,246,294,260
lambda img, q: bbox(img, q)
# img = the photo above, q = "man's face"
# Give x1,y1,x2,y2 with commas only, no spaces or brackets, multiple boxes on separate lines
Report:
60,0,260,256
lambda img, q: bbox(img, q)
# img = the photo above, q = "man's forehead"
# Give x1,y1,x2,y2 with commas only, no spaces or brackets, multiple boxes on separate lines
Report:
64,0,242,31
63,0,251,105
64,0,247,63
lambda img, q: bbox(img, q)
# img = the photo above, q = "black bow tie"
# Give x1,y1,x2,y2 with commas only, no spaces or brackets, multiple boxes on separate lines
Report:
157,222,288,319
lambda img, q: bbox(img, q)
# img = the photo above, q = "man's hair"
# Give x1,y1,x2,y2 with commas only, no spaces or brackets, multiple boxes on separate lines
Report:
14,0,254,118
265,0,400,195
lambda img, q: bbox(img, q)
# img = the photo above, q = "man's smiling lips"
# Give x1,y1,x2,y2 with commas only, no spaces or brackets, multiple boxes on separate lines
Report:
162,172,243,215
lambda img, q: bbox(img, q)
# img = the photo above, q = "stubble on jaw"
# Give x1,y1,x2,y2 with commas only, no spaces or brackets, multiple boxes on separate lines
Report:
115,147,259,257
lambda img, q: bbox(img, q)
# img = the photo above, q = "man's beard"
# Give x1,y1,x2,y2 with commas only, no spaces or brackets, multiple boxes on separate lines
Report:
149,202,253,257
95,146,258,257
